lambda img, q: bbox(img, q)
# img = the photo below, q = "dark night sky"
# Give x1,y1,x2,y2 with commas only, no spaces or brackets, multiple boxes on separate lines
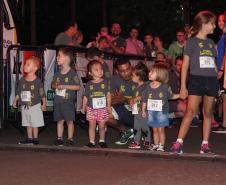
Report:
9,0,226,46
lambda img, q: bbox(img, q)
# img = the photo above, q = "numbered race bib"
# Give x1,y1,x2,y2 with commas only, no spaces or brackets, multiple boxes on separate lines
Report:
199,56,215,68
92,97,106,109
132,103,139,115
147,99,162,111
21,91,31,102
55,89,66,97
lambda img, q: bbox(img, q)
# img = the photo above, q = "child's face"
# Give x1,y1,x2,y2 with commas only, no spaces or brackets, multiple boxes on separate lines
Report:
156,53,165,61
149,70,157,81
131,71,140,84
203,20,216,34
57,51,70,66
90,63,104,79
24,59,37,74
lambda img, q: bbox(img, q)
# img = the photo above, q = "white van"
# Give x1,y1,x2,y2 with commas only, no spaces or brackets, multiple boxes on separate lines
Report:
3,0,17,59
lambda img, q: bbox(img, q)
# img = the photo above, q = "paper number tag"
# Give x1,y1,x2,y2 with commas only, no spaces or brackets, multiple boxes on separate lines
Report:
199,56,215,68
132,103,139,115
147,99,162,111
55,89,66,97
92,97,106,109
21,91,31,102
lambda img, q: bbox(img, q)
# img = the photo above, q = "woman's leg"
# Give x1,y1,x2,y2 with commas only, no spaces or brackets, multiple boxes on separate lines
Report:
178,95,202,140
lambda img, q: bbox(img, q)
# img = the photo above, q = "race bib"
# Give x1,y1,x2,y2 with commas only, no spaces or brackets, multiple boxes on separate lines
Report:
92,97,106,109
147,99,162,111
55,89,66,97
199,56,215,68
132,103,139,115
21,91,31,102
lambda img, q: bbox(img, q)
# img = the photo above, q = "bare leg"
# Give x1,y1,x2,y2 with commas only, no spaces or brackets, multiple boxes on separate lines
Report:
178,95,202,139
27,127,33,139
88,120,96,143
223,95,226,127
32,127,39,138
202,96,215,141
153,128,159,145
57,120,64,138
158,127,166,146
67,121,74,139
98,121,106,141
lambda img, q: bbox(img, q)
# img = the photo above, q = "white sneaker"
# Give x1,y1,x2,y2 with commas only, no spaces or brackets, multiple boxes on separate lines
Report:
149,144,159,151
157,144,165,152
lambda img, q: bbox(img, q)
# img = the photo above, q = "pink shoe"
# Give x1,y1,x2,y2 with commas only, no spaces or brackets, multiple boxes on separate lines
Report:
211,119,220,128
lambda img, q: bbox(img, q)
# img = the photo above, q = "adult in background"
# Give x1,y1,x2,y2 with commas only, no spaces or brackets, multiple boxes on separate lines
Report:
125,27,144,56
54,21,79,46
108,59,136,145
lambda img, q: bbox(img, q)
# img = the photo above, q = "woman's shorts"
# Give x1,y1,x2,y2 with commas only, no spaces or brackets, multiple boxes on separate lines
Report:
188,75,219,97
21,103,44,128
147,111,169,128
86,107,109,122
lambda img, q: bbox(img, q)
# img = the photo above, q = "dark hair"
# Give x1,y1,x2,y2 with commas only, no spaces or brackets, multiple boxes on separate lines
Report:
64,20,77,30
86,60,103,80
114,58,131,69
133,62,149,82
58,47,75,67
192,10,216,36
86,47,103,60
98,36,108,44
145,32,153,37
175,55,183,65
177,28,186,34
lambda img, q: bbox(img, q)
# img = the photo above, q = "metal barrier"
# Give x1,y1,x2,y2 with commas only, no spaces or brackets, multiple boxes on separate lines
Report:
5,45,155,125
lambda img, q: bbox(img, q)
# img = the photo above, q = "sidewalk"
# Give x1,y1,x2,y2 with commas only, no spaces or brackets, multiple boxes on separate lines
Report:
0,120,226,161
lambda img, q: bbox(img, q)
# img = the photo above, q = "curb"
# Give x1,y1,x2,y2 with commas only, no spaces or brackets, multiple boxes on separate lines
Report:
0,144,226,163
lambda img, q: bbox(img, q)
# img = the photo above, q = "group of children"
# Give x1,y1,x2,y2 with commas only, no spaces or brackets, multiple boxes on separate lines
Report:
13,10,222,154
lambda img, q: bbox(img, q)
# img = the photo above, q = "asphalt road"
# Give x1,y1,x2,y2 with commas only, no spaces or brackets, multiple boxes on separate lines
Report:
0,151,226,185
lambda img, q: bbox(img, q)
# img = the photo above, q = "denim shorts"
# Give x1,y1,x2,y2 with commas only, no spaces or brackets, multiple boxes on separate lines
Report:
147,111,169,128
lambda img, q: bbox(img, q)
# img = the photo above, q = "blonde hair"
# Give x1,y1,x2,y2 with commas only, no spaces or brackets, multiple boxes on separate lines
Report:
150,63,169,84
26,56,41,70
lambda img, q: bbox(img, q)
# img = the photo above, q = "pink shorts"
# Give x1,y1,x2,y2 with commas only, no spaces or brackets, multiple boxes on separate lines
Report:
86,107,109,122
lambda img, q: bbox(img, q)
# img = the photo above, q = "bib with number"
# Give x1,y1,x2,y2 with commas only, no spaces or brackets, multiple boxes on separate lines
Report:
199,56,215,68
132,103,139,115
21,91,31,102
55,89,66,97
92,97,106,109
147,99,162,111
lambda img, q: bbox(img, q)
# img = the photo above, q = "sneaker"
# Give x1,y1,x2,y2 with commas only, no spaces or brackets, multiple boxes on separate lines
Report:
32,139,39,145
65,139,74,146
211,119,220,128
115,129,134,145
149,144,159,151
54,138,64,146
170,142,183,154
200,143,212,154
86,142,95,148
128,141,141,149
212,125,226,133
190,117,201,127
98,141,108,148
18,138,33,145
157,144,165,152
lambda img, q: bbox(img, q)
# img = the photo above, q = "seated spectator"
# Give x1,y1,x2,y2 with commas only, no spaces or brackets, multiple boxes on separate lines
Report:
109,22,126,54
97,36,112,53
167,29,186,60
74,31,84,48
54,21,79,46
97,26,112,41
125,27,144,55
108,58,136,145
143,32,155,57
153,36,168,56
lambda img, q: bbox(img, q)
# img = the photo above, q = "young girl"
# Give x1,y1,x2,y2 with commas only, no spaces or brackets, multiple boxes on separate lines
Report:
171,11,218,154
81,60,111,148
52,47,80,146
128,63,151,149
141,64,179,151
13,56,46,145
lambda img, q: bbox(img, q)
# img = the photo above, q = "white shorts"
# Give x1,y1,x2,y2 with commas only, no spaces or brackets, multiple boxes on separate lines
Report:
21,103,44,128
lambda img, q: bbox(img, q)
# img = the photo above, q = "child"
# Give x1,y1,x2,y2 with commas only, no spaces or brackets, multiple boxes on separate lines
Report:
81,60,111,148
141,64,179,151
13,56,46,145
171,11,218,154
128,63,151,149
52,47,80,146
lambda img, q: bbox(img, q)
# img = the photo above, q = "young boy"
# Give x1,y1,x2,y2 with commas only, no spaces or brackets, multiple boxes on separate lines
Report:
13,56,46,145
